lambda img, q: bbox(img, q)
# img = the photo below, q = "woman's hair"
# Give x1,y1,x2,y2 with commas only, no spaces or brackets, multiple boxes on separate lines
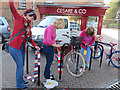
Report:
53,18,65,29
85,26,95,36
24,9,37,20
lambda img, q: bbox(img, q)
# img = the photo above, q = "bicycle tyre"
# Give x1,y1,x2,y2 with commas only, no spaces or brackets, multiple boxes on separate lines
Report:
65,51,85,77
92,44,102,59
110,50,120,68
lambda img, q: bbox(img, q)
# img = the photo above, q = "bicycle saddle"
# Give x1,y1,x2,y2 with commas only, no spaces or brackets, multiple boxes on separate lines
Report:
110,42,117,46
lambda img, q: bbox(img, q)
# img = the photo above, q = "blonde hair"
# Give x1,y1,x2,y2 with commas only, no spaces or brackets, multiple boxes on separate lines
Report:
85,26,95,36
53,18,65,29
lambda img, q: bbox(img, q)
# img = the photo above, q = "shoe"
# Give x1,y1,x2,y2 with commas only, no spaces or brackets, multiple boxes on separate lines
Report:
50,74,55,80
24,82,30,85
23,86,28,89
43,79,58,89
107,58,110,65
79,66,83,73
86,64,90,69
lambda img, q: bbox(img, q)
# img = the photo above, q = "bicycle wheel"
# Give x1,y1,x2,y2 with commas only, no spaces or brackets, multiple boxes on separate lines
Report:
66,51,85,77
110,50,120,68
92,44,102,59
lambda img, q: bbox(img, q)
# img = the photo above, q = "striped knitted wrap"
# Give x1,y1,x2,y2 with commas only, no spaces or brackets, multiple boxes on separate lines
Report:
58,47,63,74
24,50,40,82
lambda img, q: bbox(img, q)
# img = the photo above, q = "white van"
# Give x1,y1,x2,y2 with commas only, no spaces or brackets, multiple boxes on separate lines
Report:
31,16,71,47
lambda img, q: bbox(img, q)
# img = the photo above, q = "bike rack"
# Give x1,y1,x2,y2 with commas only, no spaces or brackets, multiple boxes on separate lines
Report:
89,47,93,71
98,41,113,66
26,44,40,86
93,42,104,68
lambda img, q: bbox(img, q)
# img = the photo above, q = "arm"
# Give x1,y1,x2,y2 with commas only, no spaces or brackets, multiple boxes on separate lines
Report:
79,30,86,45
29,30,40,50
9,0,21,19
89,35,95,46
29,26,37,47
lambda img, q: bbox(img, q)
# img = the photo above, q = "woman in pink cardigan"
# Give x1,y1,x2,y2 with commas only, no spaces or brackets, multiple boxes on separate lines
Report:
42,18,65,85
79,26,95,69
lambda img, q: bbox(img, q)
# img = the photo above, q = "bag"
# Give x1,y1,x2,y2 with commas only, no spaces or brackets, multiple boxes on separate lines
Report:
43,79,58,89
2,26,28,53
2,42,9,53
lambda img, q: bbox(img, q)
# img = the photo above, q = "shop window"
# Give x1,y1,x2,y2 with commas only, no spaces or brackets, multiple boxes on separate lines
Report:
18,0,26,10
70,21,80,31
69,16,81,32
64,19,68,29
87,16,99,35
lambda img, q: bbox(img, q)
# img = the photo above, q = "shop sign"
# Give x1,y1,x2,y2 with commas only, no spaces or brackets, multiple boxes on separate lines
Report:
57,8,87,14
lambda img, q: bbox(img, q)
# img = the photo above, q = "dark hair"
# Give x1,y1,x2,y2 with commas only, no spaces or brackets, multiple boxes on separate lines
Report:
24,9,37,20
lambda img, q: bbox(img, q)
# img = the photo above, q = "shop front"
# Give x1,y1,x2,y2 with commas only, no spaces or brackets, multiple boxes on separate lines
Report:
37,4,109,35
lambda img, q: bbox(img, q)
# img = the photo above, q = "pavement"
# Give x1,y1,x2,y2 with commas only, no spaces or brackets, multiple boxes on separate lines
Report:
101,28,119,40
1,28,120,89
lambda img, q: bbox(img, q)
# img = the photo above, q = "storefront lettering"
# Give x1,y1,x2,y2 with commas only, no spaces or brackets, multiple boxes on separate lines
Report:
78,9,86,14
57,8,73,13
57,8,87,14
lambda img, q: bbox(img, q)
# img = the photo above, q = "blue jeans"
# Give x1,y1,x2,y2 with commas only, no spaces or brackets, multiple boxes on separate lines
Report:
42,44,54,79
81,46,91,62
9,42,26,88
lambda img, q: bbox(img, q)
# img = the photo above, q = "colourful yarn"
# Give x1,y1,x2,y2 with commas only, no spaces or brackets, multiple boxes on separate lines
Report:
24,50,40,82
58,47,63,74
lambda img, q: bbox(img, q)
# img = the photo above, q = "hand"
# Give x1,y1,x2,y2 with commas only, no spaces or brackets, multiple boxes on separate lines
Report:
85,43,88,46
88,45,92,49
56,44,62,47
35,46,40,50
52,43,62,47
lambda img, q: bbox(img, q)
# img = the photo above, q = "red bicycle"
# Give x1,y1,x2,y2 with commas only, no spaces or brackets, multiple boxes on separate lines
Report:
92,35,120,68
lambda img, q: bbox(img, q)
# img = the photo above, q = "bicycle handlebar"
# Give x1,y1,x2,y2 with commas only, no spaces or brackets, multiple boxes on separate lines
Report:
95,35,103,41
62,34,77,38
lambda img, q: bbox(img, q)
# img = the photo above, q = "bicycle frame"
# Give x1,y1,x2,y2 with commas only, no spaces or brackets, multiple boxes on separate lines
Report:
99,42,113,60
103,46,116,60
61,44,73,58
55,44,76,60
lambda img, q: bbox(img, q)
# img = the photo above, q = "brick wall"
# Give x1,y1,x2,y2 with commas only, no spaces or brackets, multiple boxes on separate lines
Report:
1,0,104,29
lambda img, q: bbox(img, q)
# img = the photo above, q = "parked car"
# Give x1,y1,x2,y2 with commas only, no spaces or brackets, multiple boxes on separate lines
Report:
29,16,71,47
0,17,11,43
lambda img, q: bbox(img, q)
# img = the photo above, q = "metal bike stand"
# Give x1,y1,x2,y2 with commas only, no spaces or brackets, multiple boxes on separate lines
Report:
92,42,104,68
89,47,93,71
94,41,98,58
26,45,40,86
108,44,113,66
98,42,113,66
26,45,29,74
38,64,40,86
98,44,104,68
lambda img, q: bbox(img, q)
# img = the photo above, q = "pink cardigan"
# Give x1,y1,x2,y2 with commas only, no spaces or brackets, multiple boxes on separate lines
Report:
43,24,56,46
79,29,95,49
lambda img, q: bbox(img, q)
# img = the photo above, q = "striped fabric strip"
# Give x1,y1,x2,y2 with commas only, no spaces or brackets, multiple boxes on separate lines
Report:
24,50,40,82
57,47,63,77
